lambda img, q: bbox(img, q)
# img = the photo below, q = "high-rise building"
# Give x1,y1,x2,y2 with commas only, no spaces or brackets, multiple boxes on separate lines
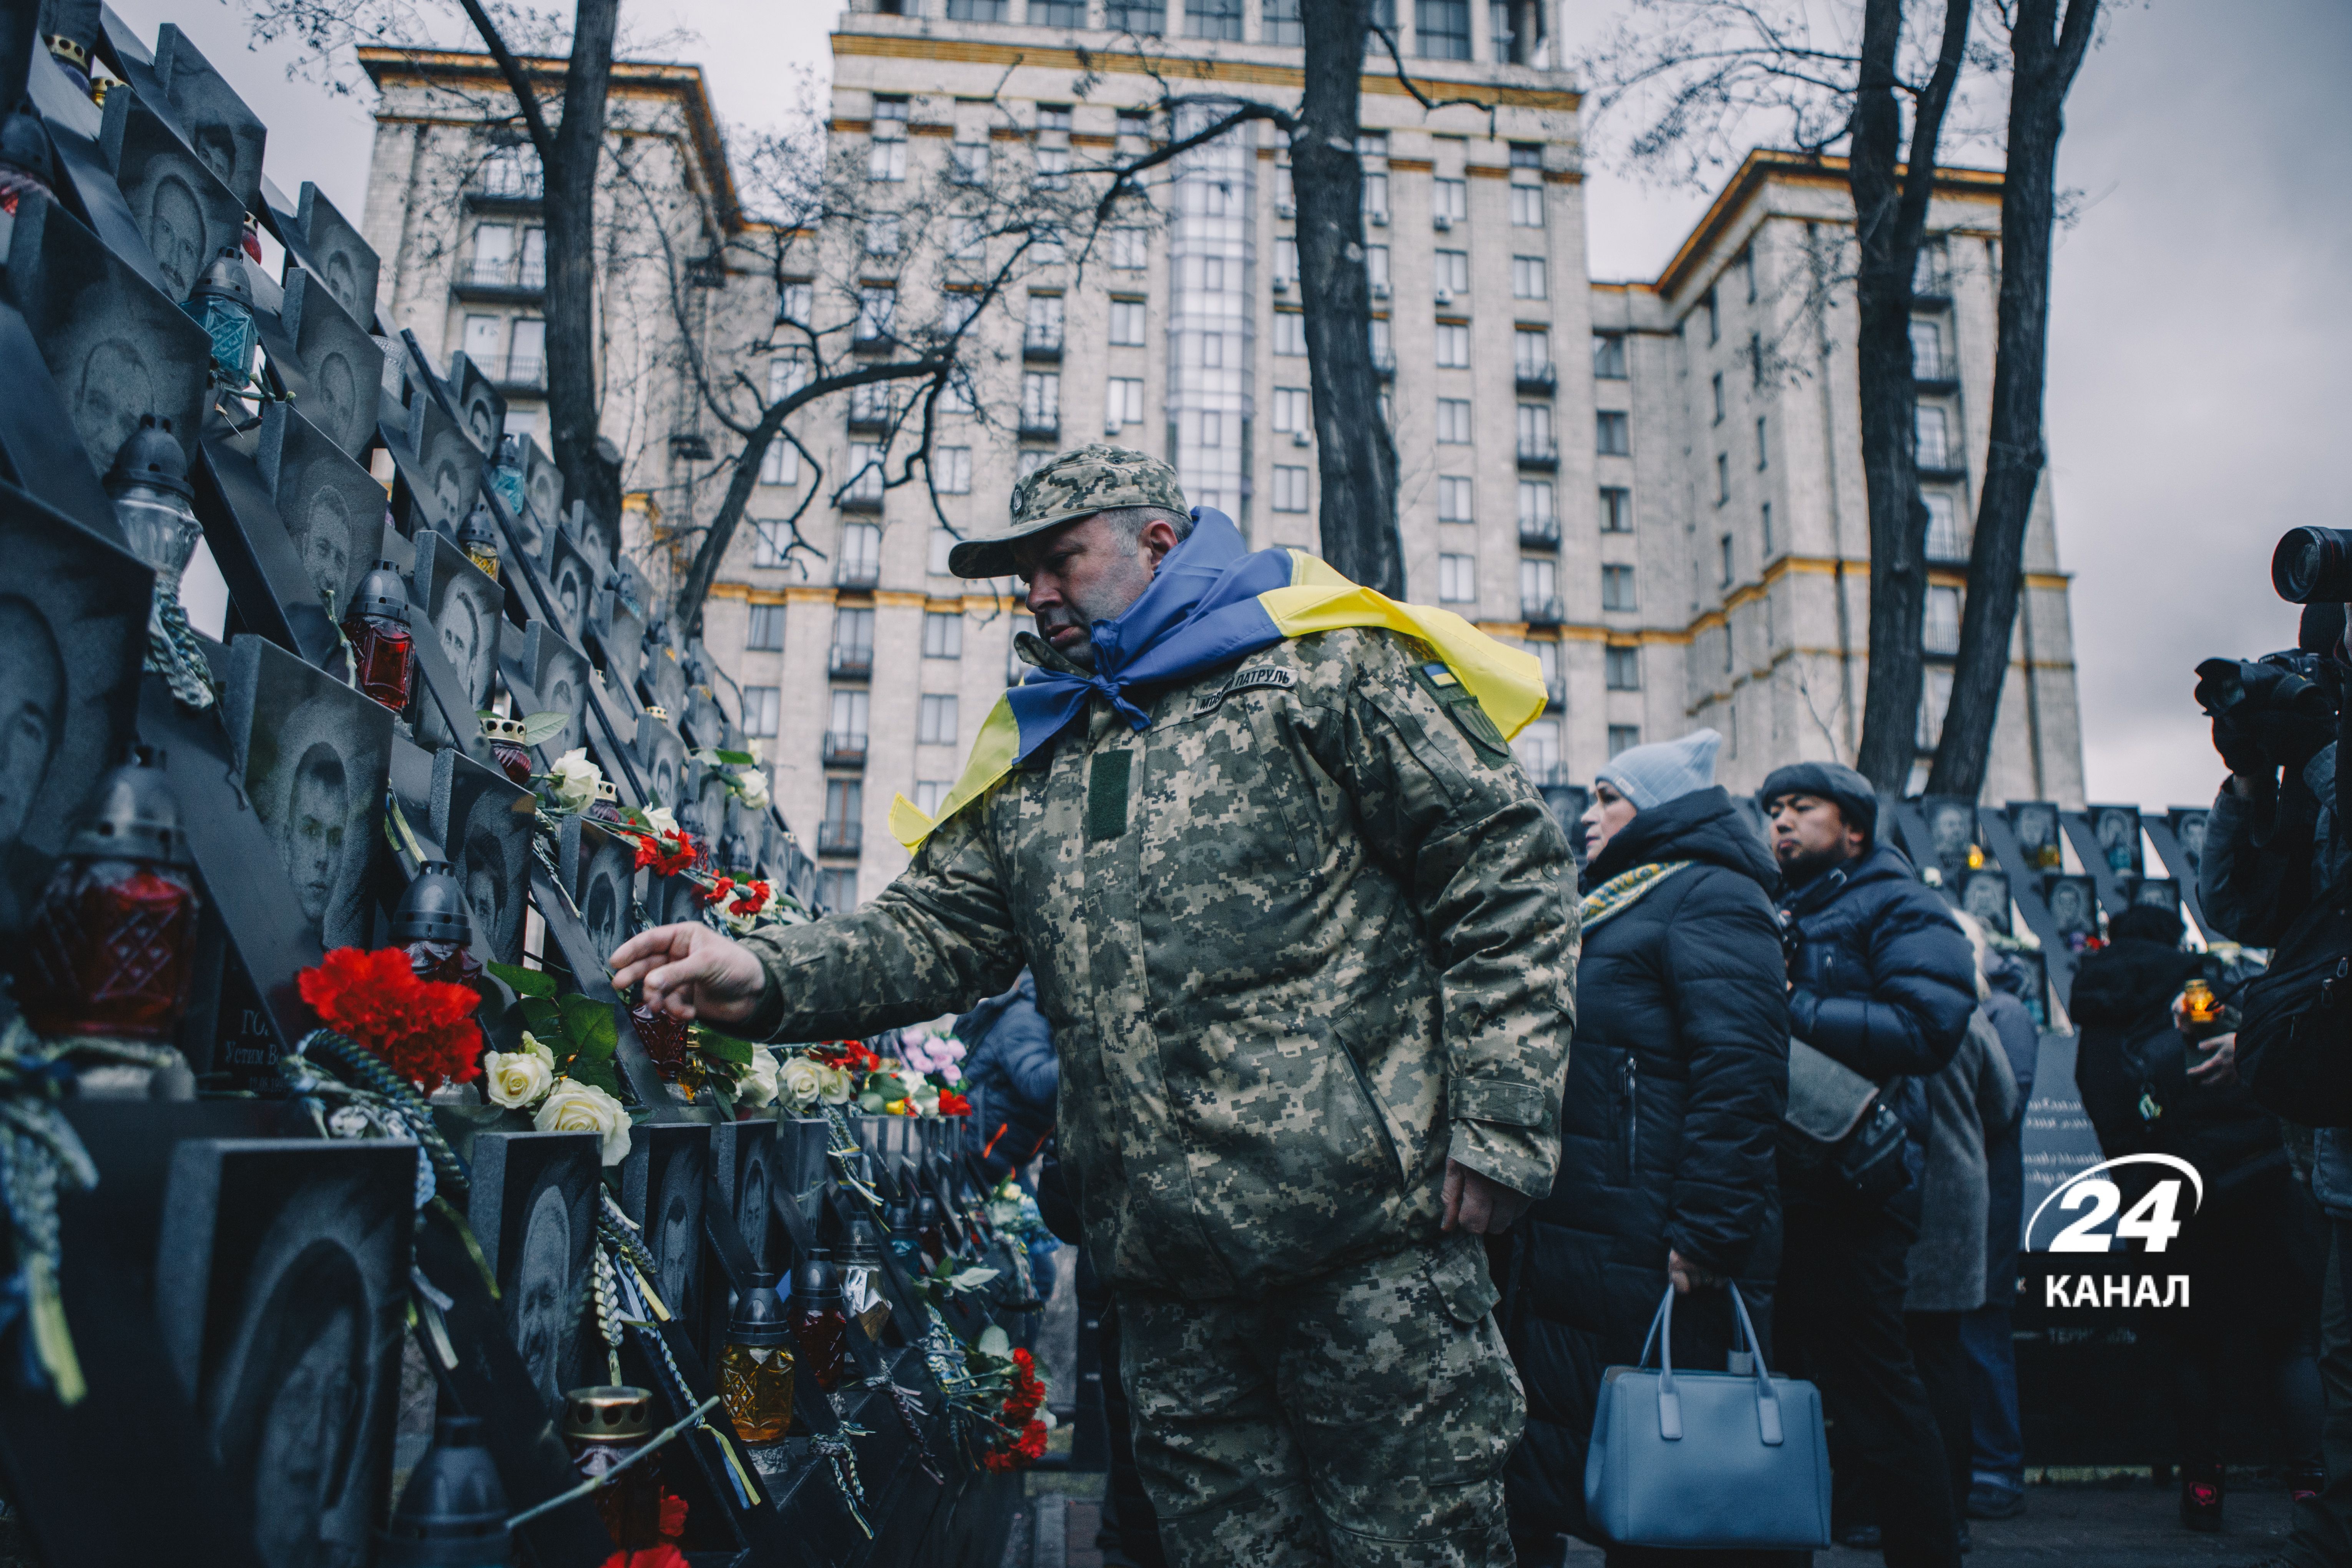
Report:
359,8,2082,907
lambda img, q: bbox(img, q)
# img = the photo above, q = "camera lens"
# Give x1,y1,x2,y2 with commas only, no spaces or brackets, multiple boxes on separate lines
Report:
2272,527,2352,604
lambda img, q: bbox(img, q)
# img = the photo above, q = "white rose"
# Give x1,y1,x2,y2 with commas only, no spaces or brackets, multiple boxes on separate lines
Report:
642,804,679,837
484,1043,555,1109
912,1084,941,1117
548,748,601,812
738,1048,782,1108
779,1055,823,1112
819,1063,854,1105
534,1078,633,1165
734,766,772,812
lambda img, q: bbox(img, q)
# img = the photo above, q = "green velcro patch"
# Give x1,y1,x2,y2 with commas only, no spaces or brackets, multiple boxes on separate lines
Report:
1450,1078,1549,1128
1412,662,1512,766
1088,749,1131,841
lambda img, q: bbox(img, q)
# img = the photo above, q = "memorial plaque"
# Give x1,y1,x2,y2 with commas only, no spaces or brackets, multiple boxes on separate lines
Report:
153,25,267,214
256,401,384,617
546,524,597,639
224,638,394,951
449,350,507,452
561,814,643,965
636,709,687,812
7,193,211,486
157,1138,413,1568
2133,879,2182,916
620,1122,710,1335
520,434,563,545
2168,808,2210,882
1921,794,1978,887
2006,801,2063,872
2042,873,2099,948
0,481,154,933
406,394,485,535
2088,804,2144,878
431,748,535,965
294,182,380,327
277,270,380,461
467,1129,600,1412
1960,867,2011,935
713,1119,784,1274
409,528,502,711
503,621,592,756
99,83,244,302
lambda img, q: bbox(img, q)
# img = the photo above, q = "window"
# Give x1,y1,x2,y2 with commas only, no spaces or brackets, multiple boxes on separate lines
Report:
1273,312,1307,356
1910,320,1944,380
1031,0,1083,22
1601,564,1636,611
923,611,963,659
752,522,791,567
1711,371,1725,424
1195,254,1227,292
868,98,907,181
1095,377,1140,432
1519,556,1558,608
746,604,784,651
1595,410,1630,456
1438,476,1474,522
1608,724,1641,757
1033,145,1070,189
1515,327,1551,376
1433,178,1467,226
1188,0,1242,39
1516,402,1552,457
1434,249,1469,295
1436,398,1471,443
947,216,983,261
848,381,893,428
1741,247,1757,303
1528,638,1561,693
1762,502,1775,557
1018,449,1050,477
1033,223,1065,265
818,868,859,911
1925,492,1963,559
1271,386,1311,433
832,606,875,665
1605,646,1641,690
1518,480,1554,525
913,779,950,819
843,447,884,507
1716,453,1730,505
460,313,501,370
1513,255,1548,300
1510,185,1543,227
1915,405,1952,469
1719,533,1735,585
1748,331,1764,388
1361,172,1389,222
1924,586,1962,655
1514,717,1562,781
478,143,541,198
742,686,781,736
918,693,960,746
1274,166,1295,211
1105,0,1165,32
824,779,861,832
1598,486,1633,533
1034,104,1072,134
779,281,813,325
1272,465,1310,513
936,446,972,494
929,528,957,576
951,139,989,183
1201,332,1224,368
1435,322,1470,367
468,222,514,285
1366,316,1391,365
1106,299,1148,346
759,435,800,487
1416,0,1471,59
1591,332,1626,379
856,286,894,342
840,520,882,577
1109,227,1149,270
1262,0,1302,43
1367,244,1390,292
1756,416,1769,469
1274,238,1299,289
1703,287,1719,345
937,290,981,336
1917,666,1954,750
1509,142,1542,170
1022,372,1060,430
1439,553,1477,603
1025,292,1064,350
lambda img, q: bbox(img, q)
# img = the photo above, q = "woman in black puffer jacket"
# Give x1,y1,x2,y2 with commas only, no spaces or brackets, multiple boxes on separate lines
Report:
1500,730,1793,1567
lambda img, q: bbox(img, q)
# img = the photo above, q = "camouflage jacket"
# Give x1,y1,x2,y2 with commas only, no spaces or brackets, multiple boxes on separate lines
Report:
741,627,1578,1297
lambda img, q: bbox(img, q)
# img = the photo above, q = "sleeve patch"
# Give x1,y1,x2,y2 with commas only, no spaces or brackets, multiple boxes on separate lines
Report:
1410,661,1512,766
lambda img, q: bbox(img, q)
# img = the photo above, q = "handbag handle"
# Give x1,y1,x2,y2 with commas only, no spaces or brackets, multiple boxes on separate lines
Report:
1636,1282,1784,1447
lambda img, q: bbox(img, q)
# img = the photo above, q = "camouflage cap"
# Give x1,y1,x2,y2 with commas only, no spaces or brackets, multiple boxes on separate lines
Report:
947,443,1189,579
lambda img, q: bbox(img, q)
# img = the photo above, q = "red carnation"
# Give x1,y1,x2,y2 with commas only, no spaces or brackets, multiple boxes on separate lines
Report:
938,1088,972,1116
634,830,698,879
659,1489,688,1541
298,947,482,1090
598,1550,686,1568
728,880,772,917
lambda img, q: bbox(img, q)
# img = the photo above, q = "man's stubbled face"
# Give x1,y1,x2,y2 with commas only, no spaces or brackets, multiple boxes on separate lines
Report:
288,744,347,926
0,599,62,849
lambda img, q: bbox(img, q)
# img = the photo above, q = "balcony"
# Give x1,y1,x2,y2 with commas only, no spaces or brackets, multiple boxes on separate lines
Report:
822,732,868,769
847,403,889,435
1372,350,1396,380
1515,361,1557,396
1516,439,1560,471
1545,676,1567,711
1526,761,1576,789
817,821,863,856
1522,596,1565,627
1518,514,1561,550
453,255,545,302
468,166,543,208
1913,269,1953,310
494,354,544,391
835,557,881,589
1912,354,1958,394
850,324,895,355
837,488,884,516
1914,451,1967,484
828,645,874,680
669,433,714,462
1022,332,1064,363
1018,415,1061,441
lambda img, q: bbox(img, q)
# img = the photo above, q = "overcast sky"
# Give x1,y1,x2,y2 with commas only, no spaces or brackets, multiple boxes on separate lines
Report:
139,0,2349,811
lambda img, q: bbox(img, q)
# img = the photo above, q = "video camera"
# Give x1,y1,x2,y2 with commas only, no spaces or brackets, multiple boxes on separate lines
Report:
2191,530,2352,773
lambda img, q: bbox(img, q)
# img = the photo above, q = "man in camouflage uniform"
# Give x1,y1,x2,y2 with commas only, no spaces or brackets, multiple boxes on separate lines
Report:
613,446,1576,1566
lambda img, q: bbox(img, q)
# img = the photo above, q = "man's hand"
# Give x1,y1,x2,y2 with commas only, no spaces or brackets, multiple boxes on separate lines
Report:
1441,1159,1532,1236
2186,1031,2240,1087
1667,1249,1722,1294
609,923,767,1024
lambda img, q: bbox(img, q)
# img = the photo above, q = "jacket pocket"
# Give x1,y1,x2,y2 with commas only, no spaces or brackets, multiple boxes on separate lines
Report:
1613,1050,1639,1186
1336,1026,1407,1189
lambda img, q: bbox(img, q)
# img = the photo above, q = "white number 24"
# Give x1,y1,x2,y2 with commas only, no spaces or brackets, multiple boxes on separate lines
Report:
2048,1178,2184,1253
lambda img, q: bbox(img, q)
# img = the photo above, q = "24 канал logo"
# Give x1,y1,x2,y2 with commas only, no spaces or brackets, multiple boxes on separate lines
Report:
2026,1153,2203,1309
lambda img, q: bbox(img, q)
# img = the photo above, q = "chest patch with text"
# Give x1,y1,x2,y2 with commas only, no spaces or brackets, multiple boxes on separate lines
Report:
1194,663,1298,715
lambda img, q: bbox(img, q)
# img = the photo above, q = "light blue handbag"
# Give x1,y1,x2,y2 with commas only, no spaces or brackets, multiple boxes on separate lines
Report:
1583,1282,1832,1551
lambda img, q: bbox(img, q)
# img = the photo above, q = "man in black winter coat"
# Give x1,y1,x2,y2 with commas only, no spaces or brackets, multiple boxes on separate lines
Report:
1503,729,1791,1566
1760,761,1978,1568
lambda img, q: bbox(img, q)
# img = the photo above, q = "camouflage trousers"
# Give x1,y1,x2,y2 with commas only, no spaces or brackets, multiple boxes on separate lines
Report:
1117,1237,1524,1568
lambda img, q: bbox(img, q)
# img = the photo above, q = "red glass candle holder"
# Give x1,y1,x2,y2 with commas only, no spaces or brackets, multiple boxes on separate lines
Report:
20,858,201,1039
345,613,414,711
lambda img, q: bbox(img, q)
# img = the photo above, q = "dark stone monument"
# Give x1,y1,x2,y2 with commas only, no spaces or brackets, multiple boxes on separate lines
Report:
1960,867,2011,935
503,621,593,756
99,82,243,303
402,394,486,537
293,182,380,328
635,708,688,812
409,527,502,714
432,747,535,965
560,813,643,965
2043,873,2099,947
448,350,506,453
1920,793,1978,887
2133,879,2182,916
466,1130,601,1412
545,523,597,640
2088,804,2145,878
620,1122,710,1336
2169,807,2210,882
277,269,381,461
153,25,267,214
256,401,384,618
2006,800,2062,871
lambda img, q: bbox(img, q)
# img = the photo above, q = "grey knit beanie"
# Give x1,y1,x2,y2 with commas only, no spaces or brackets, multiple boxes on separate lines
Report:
1595,729,1722,812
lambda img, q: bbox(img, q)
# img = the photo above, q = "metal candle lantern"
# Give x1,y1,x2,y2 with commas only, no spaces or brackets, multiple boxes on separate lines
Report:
458,501,501,581
378,1413,513,1568
789,1249,850,1392
588,779,622,824
104,416,215,706
562,1386,663,1550
344,560,417,712
718,1270,795,1445
183,247,258,385
18,751,202,1041
490,436,528,517
394,861,479,986
480,715,533,786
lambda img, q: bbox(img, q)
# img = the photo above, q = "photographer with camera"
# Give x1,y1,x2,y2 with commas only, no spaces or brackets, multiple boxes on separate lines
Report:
2191,531,2352,1568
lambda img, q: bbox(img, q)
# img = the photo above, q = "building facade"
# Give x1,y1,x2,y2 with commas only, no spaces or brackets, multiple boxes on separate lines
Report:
358,4,2083,909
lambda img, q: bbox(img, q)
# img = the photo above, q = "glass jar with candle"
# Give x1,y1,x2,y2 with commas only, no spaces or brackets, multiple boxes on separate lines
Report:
481,715,533,786
562,1385,662,1550
718,1271,795,1445
395,861,480,987
2182,977,2220,1027
790,1249,850,1393
344,560,417,713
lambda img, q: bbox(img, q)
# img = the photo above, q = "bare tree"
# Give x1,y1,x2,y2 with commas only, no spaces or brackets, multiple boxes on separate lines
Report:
1580,0,1982,790
1925,0,2098,796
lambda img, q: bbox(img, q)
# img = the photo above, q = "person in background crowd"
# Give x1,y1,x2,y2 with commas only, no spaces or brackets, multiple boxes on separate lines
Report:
1500,730,1792,1567
1900,913,2018,1550
1962,947,2041,1523
1760,761,1978,1568
2072,901,2323,1535
957,968,1061,1298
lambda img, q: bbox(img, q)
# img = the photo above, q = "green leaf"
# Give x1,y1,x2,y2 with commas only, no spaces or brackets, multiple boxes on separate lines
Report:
947,1266,999,1294
519,995,562,1037
517,709,572,746
564,1053,625,1101
487,962,556,998
694,1028,755,1066
706,1078,737,1120
711,749,757,767
559,993,618,1058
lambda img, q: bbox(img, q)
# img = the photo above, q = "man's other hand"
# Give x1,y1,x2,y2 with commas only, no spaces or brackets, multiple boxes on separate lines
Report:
1441,1159,1532,1235
1667,1249,1722,1294
609,923,767,1024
